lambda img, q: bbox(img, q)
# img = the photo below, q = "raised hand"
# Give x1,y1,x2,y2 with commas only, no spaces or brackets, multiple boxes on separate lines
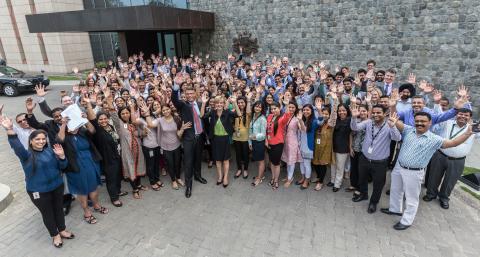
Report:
365,92,372,103
35,84,47,97
138,101,150,114
457,85,468,98
0,116,13,130
246,92,253,101
424,83,434,93
350,105,360,118
25,97,36,113
52,144,65,158
407,73,416,84
201,92,210,103
418,80,427,91
389,90,400,107
180,121,192,131
296,109,303,120
388,112,399,127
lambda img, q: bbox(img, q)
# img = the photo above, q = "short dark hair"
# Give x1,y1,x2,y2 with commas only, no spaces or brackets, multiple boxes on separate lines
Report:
357,68,367,74
414,111,432,121
326,74,335,80
371,104,386,113
412,95,425,101
367,59,376,66
458,108,472,116
386,68,397,75
335,72,344,78
51,107,64,116
15,113,27,121
440,97,449,104
376,70,385,75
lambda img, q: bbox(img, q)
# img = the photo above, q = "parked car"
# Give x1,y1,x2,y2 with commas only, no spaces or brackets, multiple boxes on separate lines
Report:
0,65,49,96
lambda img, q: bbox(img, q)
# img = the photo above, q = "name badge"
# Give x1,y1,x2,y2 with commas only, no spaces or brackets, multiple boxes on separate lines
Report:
124,124,128,129
149,150,154,157
367,146,373,154
33,192,40,199
316,139,321,145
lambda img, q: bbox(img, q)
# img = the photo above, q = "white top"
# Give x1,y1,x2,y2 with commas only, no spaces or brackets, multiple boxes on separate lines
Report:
439,120,479,158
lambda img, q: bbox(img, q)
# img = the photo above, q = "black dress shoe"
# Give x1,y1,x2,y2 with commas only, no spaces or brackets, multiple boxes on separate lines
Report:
367,203,377,214
223,183,229,188
332,187,339,192
352,194,368,202
194,177,208,184
185,187,192,198
439,199,449,209
422,195,436,202
393,222,410,230
216,180,223,186
326,182,334,187
385,190,390,195
380,208,403,216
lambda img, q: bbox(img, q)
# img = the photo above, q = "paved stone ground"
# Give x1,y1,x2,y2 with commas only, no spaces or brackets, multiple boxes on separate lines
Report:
0,82,479,257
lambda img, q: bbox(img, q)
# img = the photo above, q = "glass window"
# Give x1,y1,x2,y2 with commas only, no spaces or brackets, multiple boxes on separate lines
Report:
130,0,145,6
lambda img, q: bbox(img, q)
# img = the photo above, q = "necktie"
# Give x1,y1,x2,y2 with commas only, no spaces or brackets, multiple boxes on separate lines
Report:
384,84,390,95
191,103,203,134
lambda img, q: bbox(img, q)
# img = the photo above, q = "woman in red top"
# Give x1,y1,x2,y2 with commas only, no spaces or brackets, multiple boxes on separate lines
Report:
266,102,293,190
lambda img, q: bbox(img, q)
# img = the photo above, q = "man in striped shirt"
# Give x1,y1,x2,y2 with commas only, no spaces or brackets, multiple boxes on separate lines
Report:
381,110,475,230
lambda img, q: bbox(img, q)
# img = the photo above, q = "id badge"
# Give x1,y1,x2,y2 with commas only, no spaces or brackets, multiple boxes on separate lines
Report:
33,192,40,199
123,124,128,129
316,139,321,145
367,146,373,154
149,150,154,157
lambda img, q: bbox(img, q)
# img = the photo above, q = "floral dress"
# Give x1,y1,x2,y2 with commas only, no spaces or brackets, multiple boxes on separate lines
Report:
281,116,303,165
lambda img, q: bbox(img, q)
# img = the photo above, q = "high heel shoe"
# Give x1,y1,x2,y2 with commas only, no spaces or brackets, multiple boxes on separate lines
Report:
52,238,63,248
216,179,223,186
234,171,241,179
223,183,229,188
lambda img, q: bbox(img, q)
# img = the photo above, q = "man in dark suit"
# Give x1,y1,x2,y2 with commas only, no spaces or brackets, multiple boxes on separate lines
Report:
376,68,400,96
171,84,208,198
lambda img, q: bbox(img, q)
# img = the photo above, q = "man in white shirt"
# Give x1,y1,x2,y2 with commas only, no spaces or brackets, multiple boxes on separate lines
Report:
13,113,35,149
423,108,480,209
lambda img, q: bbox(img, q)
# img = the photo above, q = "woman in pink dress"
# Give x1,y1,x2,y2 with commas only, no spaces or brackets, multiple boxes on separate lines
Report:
281,101,303,188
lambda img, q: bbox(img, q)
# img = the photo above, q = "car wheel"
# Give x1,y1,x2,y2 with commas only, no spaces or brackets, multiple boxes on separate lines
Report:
3,84,19,97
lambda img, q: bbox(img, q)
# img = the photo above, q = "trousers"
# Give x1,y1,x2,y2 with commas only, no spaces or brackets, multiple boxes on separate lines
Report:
389,163,424,226
28,184,66,237
104,158,122,201
183,136,204,188
300,159,312,179
358,154,388,204
142,146,160,185
330,153,349,188
234,140,250,170
426,151,465,201
164,146,182,181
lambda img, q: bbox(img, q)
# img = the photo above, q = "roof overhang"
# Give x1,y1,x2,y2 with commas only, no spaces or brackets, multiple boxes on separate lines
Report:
26,5,214,33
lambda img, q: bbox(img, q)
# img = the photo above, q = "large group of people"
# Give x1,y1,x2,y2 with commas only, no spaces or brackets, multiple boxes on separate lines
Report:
1,49,479,248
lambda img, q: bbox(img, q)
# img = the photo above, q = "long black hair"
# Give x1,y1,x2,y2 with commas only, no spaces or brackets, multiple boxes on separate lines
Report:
302,104,314,132
117,107,131,123
271,102,281,135
28,130,49,177
237,96,247,126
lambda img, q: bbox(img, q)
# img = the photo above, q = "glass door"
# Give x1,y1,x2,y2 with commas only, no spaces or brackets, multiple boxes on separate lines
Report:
164,33,176,58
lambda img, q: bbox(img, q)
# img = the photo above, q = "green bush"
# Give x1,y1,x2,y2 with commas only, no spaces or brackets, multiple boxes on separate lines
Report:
95,61,107,69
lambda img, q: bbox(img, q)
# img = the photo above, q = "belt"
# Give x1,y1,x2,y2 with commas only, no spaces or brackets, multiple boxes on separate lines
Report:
399,164,423,171
438,151,466,161
362,155,388,164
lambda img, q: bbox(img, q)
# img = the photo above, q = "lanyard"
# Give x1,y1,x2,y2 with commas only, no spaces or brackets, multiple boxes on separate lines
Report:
449,123,466,139
370,121,386,147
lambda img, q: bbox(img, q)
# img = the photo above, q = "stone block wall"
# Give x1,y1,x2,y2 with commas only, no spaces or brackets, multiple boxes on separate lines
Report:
190,0,480,112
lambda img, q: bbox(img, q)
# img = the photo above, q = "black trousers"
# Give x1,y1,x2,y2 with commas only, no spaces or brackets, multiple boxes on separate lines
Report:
350,151,361,189
426,151,466,201
104,159,122,201
358,154,388,204
129,177,141,190
164,146,182,181
143,146,161,185
183,136,204,188
234,140,250,170
28,184,66,237
313,164,327,183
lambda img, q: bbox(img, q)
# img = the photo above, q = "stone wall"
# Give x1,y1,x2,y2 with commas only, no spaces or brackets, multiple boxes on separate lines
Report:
190,0,480,112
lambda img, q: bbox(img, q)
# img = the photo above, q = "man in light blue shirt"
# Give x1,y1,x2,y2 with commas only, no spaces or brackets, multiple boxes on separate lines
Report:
381,111,474,230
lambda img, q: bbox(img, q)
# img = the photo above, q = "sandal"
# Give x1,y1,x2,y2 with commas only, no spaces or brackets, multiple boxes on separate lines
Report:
172,182,179,190
133,189,141,199
272,182,279,190
111,200,123,207
138,185,148,191
151,184,161,191
60,231,75,239
118,191,128,197
156,181,165,187
84,215,97,224
176,179,185,187
93,206,109,214
251,178,263,187
301,180,310,190
269,179,274,186
314,182,323,191
52,237,63,248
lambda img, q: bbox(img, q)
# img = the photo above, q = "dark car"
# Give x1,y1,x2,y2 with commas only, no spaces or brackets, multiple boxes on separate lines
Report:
0,65,50,97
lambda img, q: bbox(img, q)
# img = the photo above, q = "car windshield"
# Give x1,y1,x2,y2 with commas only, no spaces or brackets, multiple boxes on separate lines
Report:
0,66,22,76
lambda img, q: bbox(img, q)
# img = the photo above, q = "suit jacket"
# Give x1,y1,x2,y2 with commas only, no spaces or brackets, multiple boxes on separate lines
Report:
376,81,400,96
206,109,238,140
26,113,60,144
171,88,204,141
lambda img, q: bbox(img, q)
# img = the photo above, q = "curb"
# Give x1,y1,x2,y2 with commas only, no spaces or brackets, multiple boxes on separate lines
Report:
0,183,13,213
452,182,480,211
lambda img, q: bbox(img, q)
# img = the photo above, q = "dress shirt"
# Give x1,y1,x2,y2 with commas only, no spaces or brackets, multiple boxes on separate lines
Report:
438,120,479,158
397,125,444,169
395,98,412,114
398,107,457,126
350,118,401,160
383,83,392,96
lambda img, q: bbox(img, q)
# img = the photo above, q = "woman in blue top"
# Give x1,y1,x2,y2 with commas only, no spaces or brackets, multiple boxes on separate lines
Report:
297,100,324,189
249,101,267,187
2,117,74,248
